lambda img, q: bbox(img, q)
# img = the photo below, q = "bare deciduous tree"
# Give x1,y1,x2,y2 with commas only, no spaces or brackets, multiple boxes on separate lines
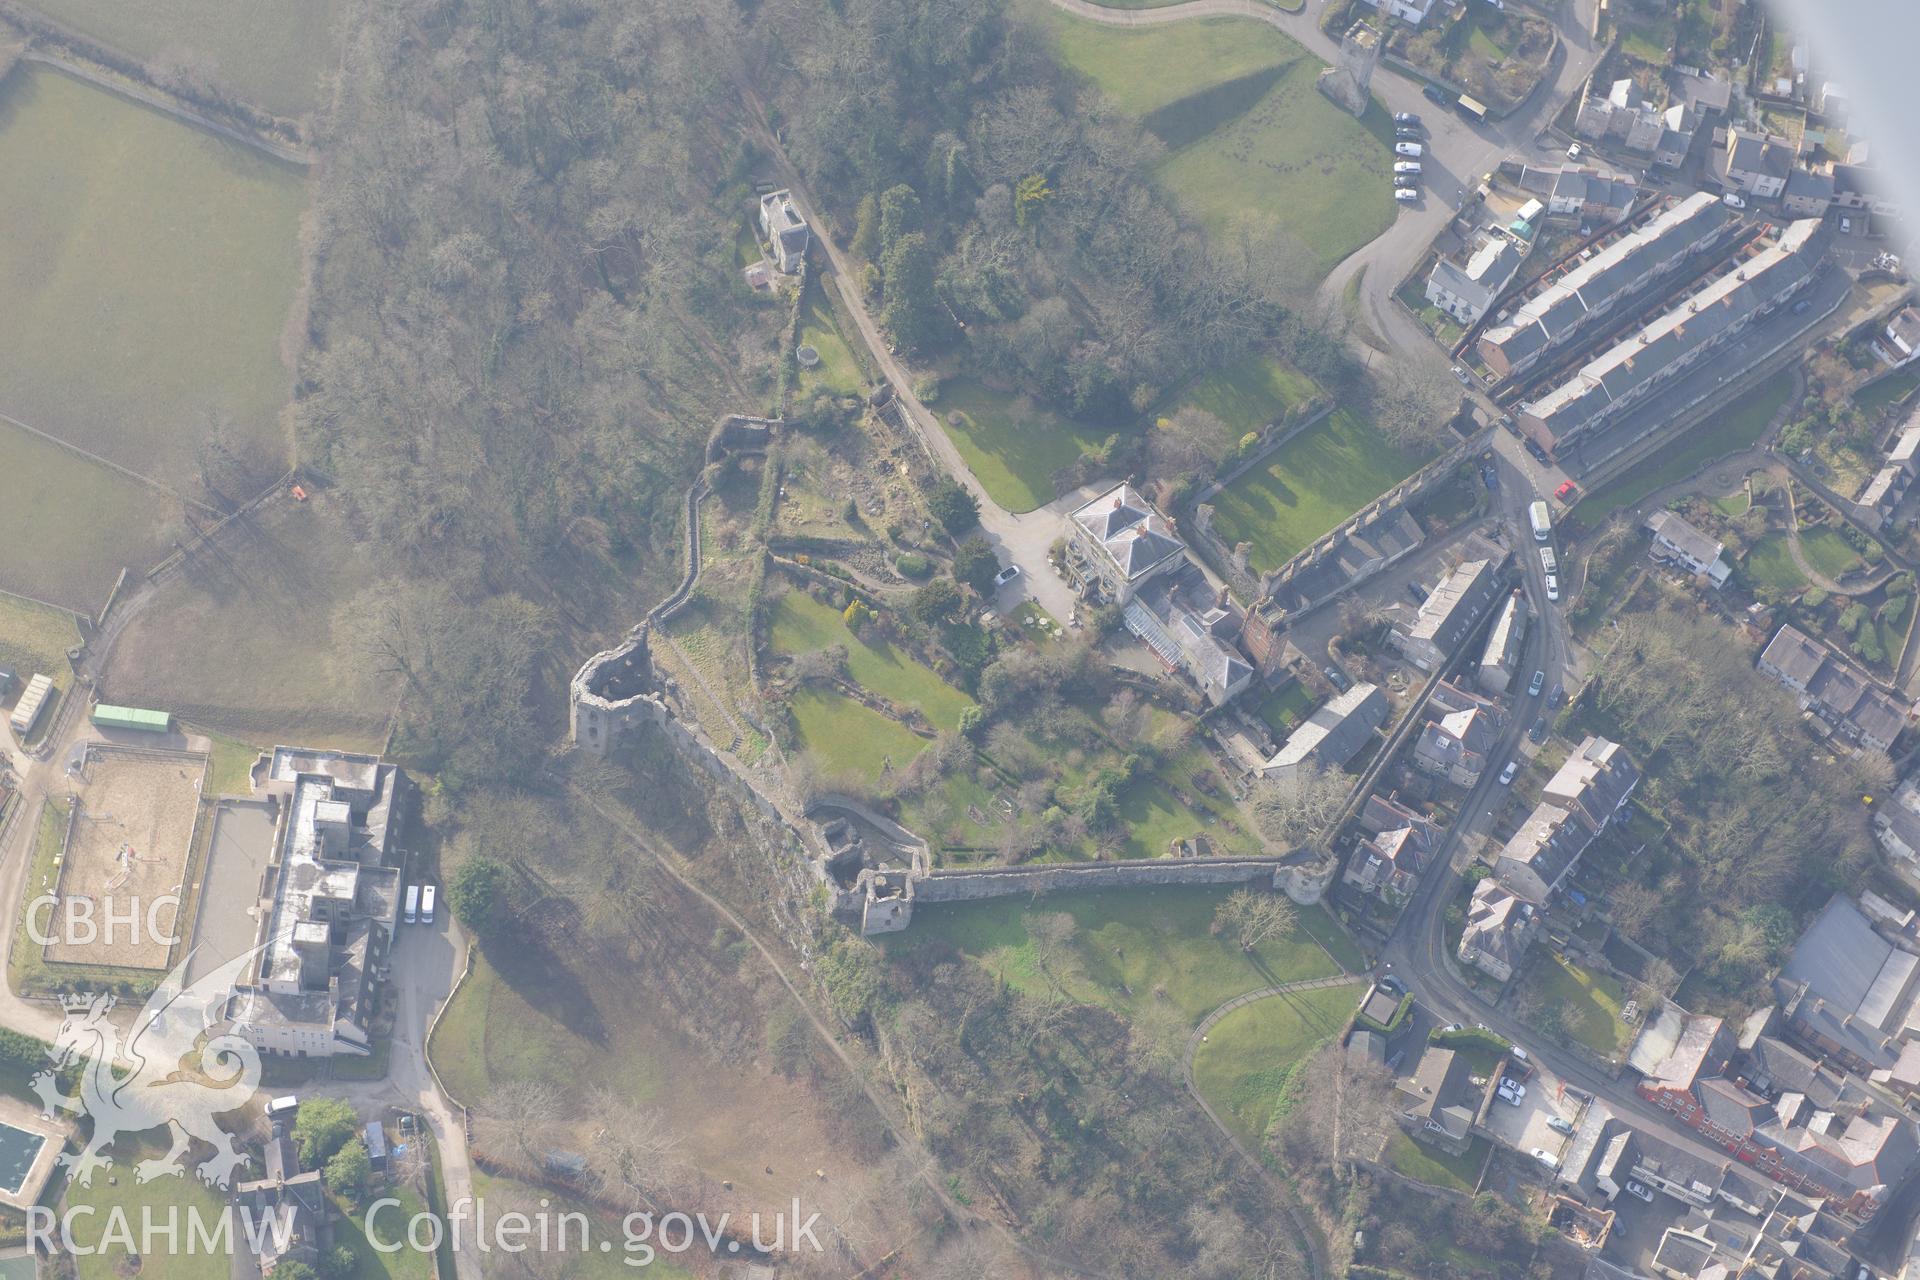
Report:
1211,889,1298,951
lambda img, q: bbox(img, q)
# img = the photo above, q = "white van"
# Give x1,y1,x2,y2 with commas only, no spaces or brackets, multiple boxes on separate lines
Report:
267,1095,299,1118
404,885,420,926
1528,500,1551,542
421,884,437,925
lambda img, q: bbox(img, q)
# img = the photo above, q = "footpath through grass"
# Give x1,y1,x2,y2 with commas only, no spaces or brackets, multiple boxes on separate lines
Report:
1210,408,1426,572
890,887,1358,1031
1190,981,1366,1146
1040,11,1395,271
1575,371,1795,520
769,591,974,729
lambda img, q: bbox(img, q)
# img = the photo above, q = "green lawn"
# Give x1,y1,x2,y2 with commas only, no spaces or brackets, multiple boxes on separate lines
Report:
0,64,305,496
338,1185,436,1279
199,729,263,796
20,0,348,115
1743,533,1808,592
1521,952,1635,1059
1041,12,1395,271
769,591,974,730
1252,682,1317,737
60,1138,231,1280
934,376,1121,513
788,686,930,780
0,592,80,718
429,949,666,1106
1799,526,1865,580
1386,1130,1486,1194
1191,981,1367,1146
1575,371,1795,520
1856,365,1920,417
890,887,1356,1032
1209,408,1426,572
1164,352,1319,440
796,283,865,397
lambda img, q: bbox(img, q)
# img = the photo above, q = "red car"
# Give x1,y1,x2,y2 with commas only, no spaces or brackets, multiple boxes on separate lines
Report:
1554,480,1578,501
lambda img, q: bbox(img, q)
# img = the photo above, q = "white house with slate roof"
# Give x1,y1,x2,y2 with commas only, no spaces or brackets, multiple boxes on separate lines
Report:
1066,482,1187,605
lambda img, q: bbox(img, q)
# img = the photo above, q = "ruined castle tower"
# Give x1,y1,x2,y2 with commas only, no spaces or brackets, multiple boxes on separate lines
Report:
1317,21,1380,119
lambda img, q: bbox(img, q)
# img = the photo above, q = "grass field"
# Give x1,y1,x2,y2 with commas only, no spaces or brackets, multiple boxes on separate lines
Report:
0,64,306,494
769,591,974,730
1385,1129,1486,1194
788,687,930,780
1190,981,1366,1146
1209,408,1425,572
795,283,865,397
1164,352,1319,439
1743,533,1807,592
1575,371,1795,520
20,0,349,116
0,593,80,713
100,495,399,749
890,887,1358,1033
1521,952,1634,1059
1857,365,1920,417
934,377,1121,513
1252,682,1317,736
61,1137,230,1280
0,420,178,611
1040,12,1396,270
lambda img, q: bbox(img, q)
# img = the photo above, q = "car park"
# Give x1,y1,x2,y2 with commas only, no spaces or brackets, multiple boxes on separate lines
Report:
1395,142,1423,158
1528,670,1545,697
1498,760,1517,785
994,564,1021,587
1625,1181,1655,1202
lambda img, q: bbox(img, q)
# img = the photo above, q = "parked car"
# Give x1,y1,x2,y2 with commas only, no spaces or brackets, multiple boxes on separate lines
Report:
1792,297,1813,315
1324,664,1352,691
1423,85,1451,106
1530,1148,1560,1171
1406,582,1429,604
1625,1180,1655,1202
1499,760,1517,785
1528,670,1545,697
1501,1080,1527,1100
1722,191,1746,209
1440,1023,1463,1034
1547,1116,1576,1136
1545,574,1560,602
1524,438,1550,464
1554,479,1578,500
1529,717,1549,744
1395,188,1419,204
1840,215,1855,234
994,564,1021,587
1509,1045,1528,1062
1393,160,1422,174
1565,142,1582,160
1395,174,1421,189
1393,111,1421,125
1395,142,1424,158
1451,365,1471,385
1548,684,1565,709
1496,1087,1523,1107
1396,124,1423,138
1377,974,1405,996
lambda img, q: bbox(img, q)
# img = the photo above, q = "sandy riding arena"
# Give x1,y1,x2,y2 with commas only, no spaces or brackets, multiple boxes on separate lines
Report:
44,748,206,970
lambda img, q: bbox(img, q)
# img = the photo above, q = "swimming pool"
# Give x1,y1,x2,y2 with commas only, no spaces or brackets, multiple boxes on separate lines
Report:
0,1122,47,1196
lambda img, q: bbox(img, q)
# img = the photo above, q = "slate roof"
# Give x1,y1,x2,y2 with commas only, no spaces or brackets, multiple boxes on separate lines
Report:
1729,130,1796,179
1072,483,1187,581
1266,682,1388,774
1760,623,1828,687
1541,735,1638,828
1696,1076,1770,1138
1646,510,1724,569
1777,895,1920,1070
